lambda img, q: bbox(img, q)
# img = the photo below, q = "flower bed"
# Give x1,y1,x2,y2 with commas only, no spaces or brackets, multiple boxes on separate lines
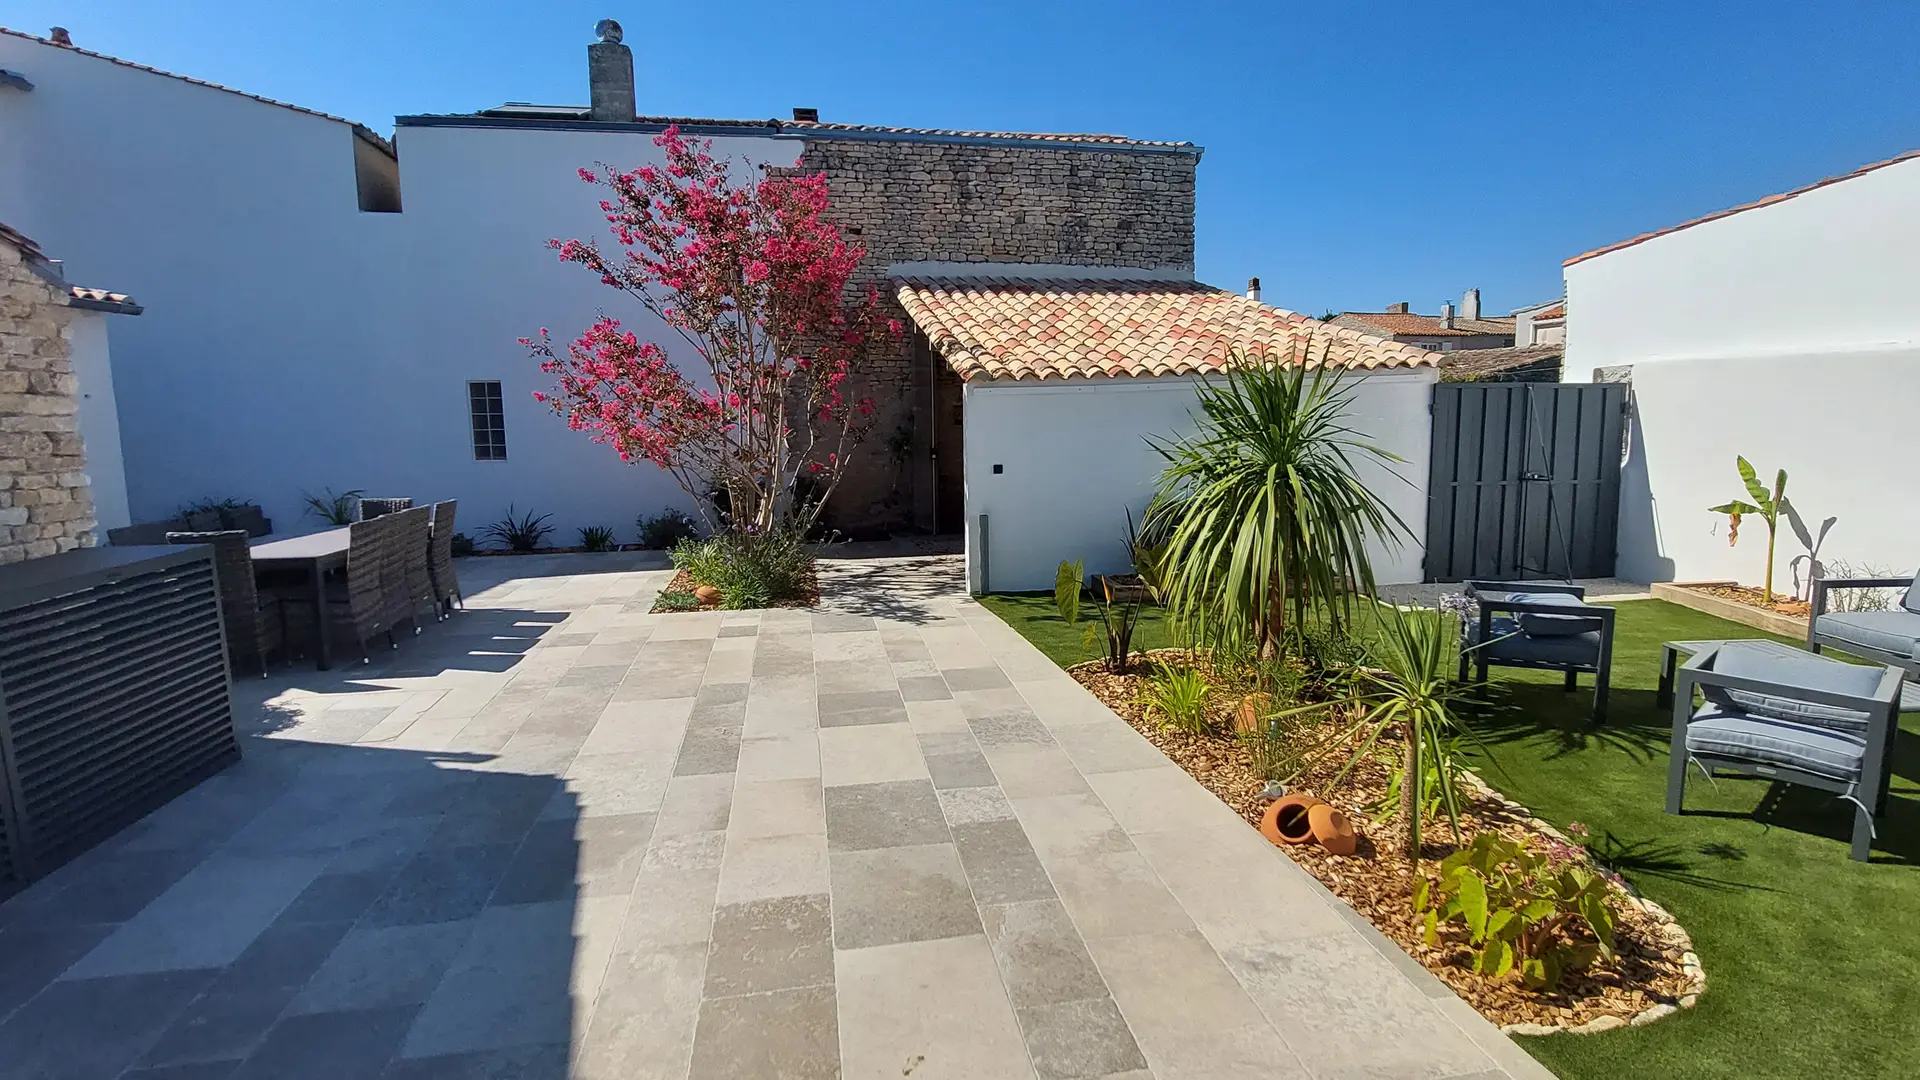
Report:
1071,649,1702,1034
649,567,818,613
1685,583,1809,618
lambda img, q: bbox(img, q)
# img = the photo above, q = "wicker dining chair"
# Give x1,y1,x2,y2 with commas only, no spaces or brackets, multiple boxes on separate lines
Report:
393,506,435,633
427,500,462,618
165,529,284,676
357,497,414,521
331,516,399,663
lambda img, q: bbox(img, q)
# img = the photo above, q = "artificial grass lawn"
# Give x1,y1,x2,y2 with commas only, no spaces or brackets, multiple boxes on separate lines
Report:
978,594,1920,1080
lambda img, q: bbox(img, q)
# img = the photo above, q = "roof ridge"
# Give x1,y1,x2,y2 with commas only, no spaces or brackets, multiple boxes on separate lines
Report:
0,26,394,156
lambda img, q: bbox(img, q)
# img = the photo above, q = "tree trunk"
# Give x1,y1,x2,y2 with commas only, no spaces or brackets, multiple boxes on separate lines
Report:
1401,723,1421,863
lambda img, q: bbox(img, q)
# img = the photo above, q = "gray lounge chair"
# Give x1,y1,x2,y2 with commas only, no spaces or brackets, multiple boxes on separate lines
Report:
1459,580,1616,720
1808,570,1920,681
1667,642,1902,861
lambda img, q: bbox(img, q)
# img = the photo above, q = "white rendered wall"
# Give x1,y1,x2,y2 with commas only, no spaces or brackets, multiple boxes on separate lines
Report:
64,312,131,532
962,369,1435,594
1563,155,1920,382
1614,347,1920,587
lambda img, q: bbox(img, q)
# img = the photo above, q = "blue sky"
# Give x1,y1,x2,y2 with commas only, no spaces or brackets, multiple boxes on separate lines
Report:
13,1,1918,316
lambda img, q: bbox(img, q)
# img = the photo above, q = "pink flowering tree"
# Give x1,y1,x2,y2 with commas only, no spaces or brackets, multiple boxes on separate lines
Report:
522,125,900,535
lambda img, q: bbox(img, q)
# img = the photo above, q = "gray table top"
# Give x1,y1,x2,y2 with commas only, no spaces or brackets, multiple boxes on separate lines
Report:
249,527,349,561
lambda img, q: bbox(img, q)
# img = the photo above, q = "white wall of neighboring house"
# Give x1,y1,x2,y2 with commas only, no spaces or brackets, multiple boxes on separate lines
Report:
64,312,130,531
1565,153,1920,586
0,31,808,543
961,369,1436,593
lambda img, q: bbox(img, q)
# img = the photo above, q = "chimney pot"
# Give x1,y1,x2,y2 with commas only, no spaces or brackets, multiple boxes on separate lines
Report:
1386,301,1408,315
1462,287,1481,321
1440,301,1455,330
791,107,819,122
48,27,73,46
1246,277,1261,302
587,20,635,123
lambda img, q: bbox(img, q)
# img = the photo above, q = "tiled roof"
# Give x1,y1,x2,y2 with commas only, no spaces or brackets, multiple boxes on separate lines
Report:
0,27,393,156
1564,148,1920,267
1331,312,1516,338
1531,303,1565,320
1437,345,1562,382
414,106,1197,151
0,221,142,313
894,277,1436,383
0,221,46,260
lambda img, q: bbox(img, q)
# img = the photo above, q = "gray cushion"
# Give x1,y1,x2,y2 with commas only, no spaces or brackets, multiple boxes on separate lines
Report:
1813,610,1920,661
1687,704,1865,783
1505,592,1605,636
1469,616,1602,666
1700,642,1882,733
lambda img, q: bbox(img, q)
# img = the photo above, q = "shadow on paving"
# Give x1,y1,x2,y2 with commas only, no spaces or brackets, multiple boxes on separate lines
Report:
269,607,570,686
814,555,965,626
0,731,585,1080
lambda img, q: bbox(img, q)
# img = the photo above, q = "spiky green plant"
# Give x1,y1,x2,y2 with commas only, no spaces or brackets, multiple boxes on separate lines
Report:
1708,456,1788,603
1138,662,1212,734
1145,353,1409,660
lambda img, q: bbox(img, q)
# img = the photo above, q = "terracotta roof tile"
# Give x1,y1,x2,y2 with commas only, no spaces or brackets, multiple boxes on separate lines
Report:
0,26,393,156
1436,345,1562,381
895,278,1436,382
1331,312,1516,338
438,107,1196,151
1564,148,1920,267
1531,303,1565,320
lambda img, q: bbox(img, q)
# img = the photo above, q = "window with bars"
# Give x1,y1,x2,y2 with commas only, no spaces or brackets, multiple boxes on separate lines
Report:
468,381,507,460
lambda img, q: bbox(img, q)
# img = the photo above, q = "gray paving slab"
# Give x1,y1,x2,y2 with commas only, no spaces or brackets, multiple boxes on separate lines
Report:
0,553,1550,1079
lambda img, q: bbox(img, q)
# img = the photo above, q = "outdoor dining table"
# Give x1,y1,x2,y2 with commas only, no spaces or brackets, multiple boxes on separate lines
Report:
250,526,350,669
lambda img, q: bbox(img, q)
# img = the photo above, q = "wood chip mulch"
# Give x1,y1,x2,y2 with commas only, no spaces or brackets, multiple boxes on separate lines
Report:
648,567,820,613
1689,583,1811,617
1071,649,1696,1033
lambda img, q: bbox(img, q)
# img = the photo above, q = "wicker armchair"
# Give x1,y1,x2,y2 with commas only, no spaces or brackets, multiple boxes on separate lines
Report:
392,506,435,632
357,497,413,521
107,522,179,546
428,500,462,617
165,530,283,676
278,516,397,664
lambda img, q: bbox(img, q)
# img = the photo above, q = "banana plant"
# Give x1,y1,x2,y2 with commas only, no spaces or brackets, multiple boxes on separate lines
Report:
1707,456,1787,603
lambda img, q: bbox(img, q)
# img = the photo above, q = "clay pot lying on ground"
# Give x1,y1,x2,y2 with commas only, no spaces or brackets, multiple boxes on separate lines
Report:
1260,793,1359,855
693,584,722,606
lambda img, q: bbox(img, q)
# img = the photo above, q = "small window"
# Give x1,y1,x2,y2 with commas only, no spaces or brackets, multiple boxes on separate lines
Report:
468,381,507,460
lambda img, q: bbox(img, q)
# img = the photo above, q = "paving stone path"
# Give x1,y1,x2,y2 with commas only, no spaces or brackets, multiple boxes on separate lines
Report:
0,553,1553,1079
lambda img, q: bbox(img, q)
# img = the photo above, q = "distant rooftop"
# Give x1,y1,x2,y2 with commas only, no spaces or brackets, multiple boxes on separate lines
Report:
395,105,1201,155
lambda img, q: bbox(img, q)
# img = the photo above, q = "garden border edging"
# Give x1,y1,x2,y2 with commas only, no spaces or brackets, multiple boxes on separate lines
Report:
1649,581,1805,637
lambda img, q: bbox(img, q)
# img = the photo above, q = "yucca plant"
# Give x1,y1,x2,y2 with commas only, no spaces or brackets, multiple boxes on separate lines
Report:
302,487,363,526
1707,456,1788,603
481,505,554,552
1146,351,1409,660
579,525,618,552
1139,662,1212,734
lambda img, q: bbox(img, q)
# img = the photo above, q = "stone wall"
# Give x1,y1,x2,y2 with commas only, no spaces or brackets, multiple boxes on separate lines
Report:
0,242,97,562
776,138,1199,534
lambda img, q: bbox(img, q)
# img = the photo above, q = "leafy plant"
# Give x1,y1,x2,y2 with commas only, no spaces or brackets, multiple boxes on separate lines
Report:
480,505,554,552
1053,559,1083,626
655,588,700,612
671,529,814,609
1085,574,1148,673
638,508,700,550
1413,831,1617,991
1708,456,1789,602
451,532,476,557
579,525,618,552
1278,605,1475,860
1138,662,1212,734
302,487,363,526
1374,735,1469,827
1240,705,1313,784
1146,352,1410,660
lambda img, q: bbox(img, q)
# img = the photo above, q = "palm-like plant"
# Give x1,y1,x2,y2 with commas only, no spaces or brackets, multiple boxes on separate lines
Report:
1145,353,1410,659
1707,456,1787,603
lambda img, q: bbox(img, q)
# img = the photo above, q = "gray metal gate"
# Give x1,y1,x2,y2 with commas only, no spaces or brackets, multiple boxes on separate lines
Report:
1424,382,1627,582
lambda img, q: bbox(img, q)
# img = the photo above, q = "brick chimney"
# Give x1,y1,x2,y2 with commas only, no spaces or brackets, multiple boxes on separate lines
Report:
1386,302,1409,314
1462,288,1481,321
1440,300,1456,330
1246,277,1261,302
587,20,635,123
48,27,72,46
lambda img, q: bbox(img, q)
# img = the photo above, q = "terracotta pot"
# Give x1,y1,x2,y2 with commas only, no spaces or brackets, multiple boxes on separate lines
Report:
693,584,721,606
1307,802,1358,856
1260,794,1324,846
1234,693,1272,736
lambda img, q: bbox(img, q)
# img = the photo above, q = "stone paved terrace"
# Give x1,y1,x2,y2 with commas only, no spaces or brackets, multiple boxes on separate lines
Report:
0,553,1554,1080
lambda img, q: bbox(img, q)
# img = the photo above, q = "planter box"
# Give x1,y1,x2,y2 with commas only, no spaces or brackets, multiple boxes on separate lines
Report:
1650,581,1807,638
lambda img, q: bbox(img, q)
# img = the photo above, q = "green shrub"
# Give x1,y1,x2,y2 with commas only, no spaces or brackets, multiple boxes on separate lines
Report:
671,529,813,609
655,589,700,612
451,532,476,557
1414,831,1617,991
302,487,363,526
1139,662,1212,734
638,508,700,549
579,525,618,552
480,505,553,552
